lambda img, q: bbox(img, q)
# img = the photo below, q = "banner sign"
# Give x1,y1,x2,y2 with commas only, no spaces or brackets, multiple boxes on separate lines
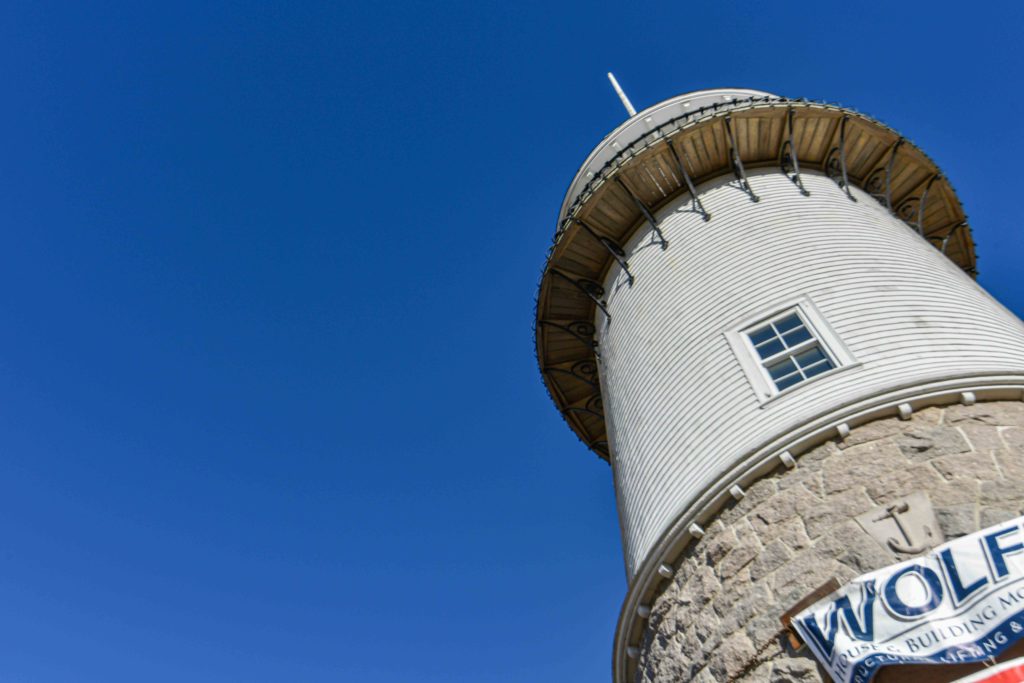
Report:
793,515,1024,682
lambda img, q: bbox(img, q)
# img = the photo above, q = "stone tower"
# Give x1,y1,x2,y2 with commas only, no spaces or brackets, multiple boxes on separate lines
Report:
535,89,1024,681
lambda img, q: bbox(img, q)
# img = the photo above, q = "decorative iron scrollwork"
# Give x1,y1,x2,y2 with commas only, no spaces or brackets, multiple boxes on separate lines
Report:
666,138,711,221
544,364,599,390
883,139,904,210
567,321,595,338
941,221,966,255
615,178,669,249
916,175,939,236
537,320,598,356
863,139,904,211
550,269,610,320
563,393,605,421
723,115,759,203
578,278,603,298
864,166,887,201
572,359,598,381
824,148,843,183
575,218,634,286
780,108,809,196
825,116,855,201
895,195,920,223
552,359,600,389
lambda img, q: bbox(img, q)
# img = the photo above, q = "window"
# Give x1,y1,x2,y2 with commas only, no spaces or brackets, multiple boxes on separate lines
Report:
725,298,857,403
747,312,835,392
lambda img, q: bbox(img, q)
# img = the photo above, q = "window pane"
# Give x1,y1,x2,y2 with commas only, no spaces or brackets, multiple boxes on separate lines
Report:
767,357,797,380
793,346,827,368
775,374,803,391
748,325,775,345
774,314,802,333
783,326,812,347
755,339,785,359
743,308,843,396
775,368,802,384
803,359,834,378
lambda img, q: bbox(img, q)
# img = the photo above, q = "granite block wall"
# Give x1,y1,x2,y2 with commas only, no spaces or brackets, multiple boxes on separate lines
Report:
636,401,1024,683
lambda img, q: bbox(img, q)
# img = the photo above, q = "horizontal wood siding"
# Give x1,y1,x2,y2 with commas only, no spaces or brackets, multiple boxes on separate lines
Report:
599,170,1024,577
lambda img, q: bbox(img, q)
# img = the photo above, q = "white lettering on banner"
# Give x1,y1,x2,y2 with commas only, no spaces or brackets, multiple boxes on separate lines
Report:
792,516,1024,683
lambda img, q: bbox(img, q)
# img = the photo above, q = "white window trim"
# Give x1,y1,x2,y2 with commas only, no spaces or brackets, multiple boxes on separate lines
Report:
724,297,858,404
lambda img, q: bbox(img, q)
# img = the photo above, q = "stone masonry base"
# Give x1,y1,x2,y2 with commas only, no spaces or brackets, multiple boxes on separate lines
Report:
635,401,1024,682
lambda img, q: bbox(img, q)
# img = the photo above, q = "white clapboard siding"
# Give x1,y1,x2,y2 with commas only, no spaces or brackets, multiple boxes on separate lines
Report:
599,169,1024,578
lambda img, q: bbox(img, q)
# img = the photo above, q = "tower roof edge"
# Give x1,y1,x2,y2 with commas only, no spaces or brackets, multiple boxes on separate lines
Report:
536,93,977,461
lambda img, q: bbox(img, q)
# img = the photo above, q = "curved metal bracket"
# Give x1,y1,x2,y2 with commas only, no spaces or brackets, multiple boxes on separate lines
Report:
565,405,602,421
865,138,904,210
894,174,940,236
614,178,668,249
563,405,604,420
549,269,610,320
575,218,634,286
779,108,809,196
941,221,967,255
666,138,711,221
537,320,599,356
563,394,604,421
884,139,904,211
916,174,939,236
723,115,759,202
825,116,855,201
894,195,919,223
543,359,600,390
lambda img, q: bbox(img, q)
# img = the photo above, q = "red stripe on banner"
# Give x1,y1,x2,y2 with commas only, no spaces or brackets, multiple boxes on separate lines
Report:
958,663,1024,682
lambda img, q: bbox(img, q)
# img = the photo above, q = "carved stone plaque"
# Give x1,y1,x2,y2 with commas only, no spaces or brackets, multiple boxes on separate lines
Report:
854,492,944,555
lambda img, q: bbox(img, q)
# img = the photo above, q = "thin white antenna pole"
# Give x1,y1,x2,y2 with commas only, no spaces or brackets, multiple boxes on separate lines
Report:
607,72,637,117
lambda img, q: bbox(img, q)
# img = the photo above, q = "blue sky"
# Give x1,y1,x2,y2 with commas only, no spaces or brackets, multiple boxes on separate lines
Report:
0,2,1021,682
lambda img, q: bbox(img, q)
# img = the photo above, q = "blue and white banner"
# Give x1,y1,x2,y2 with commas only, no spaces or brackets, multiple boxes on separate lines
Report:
793,515,1024,683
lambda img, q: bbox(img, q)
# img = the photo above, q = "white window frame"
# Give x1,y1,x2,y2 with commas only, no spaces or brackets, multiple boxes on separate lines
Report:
725,297,857,404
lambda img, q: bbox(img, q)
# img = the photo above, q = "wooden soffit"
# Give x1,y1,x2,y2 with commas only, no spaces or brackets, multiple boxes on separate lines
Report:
535,97,976,461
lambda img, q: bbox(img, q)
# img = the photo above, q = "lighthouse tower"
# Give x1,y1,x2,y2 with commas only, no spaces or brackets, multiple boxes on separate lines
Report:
535,88,1024,682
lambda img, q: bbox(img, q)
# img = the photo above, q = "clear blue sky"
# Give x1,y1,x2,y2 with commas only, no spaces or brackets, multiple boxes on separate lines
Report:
0,2,1021,682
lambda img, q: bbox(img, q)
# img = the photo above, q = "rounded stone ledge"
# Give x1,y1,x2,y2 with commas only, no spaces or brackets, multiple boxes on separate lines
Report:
614,385,1024,683
631,400,1024,683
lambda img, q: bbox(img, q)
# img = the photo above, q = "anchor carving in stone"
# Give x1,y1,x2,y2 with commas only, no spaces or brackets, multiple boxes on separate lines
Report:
855,492,943,556
874,502,930,554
